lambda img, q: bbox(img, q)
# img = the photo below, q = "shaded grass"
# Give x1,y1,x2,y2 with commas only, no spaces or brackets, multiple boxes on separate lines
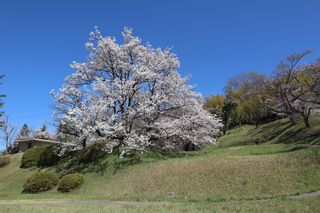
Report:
219,117,320,147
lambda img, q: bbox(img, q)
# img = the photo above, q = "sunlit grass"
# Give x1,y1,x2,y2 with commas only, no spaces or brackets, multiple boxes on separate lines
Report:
0,198,319,213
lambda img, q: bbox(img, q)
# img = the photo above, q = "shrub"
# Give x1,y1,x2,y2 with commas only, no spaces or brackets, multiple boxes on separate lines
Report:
38,146,60,167
22,171,59,193
7,142,19,154
120,150,142,165
21,146,48,168
58,173,84,192
80,141,107,163
0,156,10,168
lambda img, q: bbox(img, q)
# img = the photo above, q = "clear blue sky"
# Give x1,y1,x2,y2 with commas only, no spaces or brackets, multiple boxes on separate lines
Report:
0,0,320,136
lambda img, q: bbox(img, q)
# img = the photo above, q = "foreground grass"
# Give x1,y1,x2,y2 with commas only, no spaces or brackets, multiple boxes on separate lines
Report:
0,198,319,213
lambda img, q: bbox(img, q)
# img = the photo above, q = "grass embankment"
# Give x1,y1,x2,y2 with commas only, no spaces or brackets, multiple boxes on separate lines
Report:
0,117,319,212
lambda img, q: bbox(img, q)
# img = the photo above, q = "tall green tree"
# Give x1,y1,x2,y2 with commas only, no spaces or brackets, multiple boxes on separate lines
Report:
224,71,268,127
204,95,225,116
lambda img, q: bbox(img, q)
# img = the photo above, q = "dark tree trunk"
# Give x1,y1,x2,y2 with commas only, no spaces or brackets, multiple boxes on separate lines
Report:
303,115,310,128
5,143,8,155
82,138,87,149
302,110,312,128
113,144,121,156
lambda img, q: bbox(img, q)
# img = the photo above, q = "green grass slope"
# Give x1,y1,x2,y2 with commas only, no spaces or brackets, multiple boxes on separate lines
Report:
0,117,319,212
0,153,36,199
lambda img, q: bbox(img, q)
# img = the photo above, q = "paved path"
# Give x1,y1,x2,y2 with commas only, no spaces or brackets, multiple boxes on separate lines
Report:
0,191,319,206
289,191,320,200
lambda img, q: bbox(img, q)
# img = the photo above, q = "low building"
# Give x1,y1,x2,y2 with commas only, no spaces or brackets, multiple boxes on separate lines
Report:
16,138,59,152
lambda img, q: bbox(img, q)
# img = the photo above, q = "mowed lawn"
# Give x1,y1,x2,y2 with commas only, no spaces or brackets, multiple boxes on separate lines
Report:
0,118,319,212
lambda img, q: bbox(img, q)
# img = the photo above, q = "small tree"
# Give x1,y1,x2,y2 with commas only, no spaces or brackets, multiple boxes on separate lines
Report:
296,62,320,115
1,116,16,154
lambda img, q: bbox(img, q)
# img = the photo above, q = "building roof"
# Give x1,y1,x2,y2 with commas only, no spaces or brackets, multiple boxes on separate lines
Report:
15,138,60,144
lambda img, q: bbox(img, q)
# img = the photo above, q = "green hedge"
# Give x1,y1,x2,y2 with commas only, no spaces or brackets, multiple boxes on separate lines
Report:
0,156,10,168
38,146,60,167
21,146,48,168
57,173,84,192
22,171,59,193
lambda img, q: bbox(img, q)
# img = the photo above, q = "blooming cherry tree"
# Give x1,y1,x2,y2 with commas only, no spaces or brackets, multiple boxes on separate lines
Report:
52,27,222,153
34,124,51,140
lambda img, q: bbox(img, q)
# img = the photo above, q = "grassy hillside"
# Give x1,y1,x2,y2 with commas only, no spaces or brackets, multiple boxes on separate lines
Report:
0,154,36,199
0,118,319,212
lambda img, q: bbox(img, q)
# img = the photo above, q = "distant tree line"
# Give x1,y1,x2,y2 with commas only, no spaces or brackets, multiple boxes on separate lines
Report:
204,50,320,132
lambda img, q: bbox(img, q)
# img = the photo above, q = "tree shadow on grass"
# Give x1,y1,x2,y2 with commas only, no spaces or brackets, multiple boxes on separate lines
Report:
232,118,320,154
278,127,320,145
248,120,292,143
53,152,110,176
54,151,143,177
